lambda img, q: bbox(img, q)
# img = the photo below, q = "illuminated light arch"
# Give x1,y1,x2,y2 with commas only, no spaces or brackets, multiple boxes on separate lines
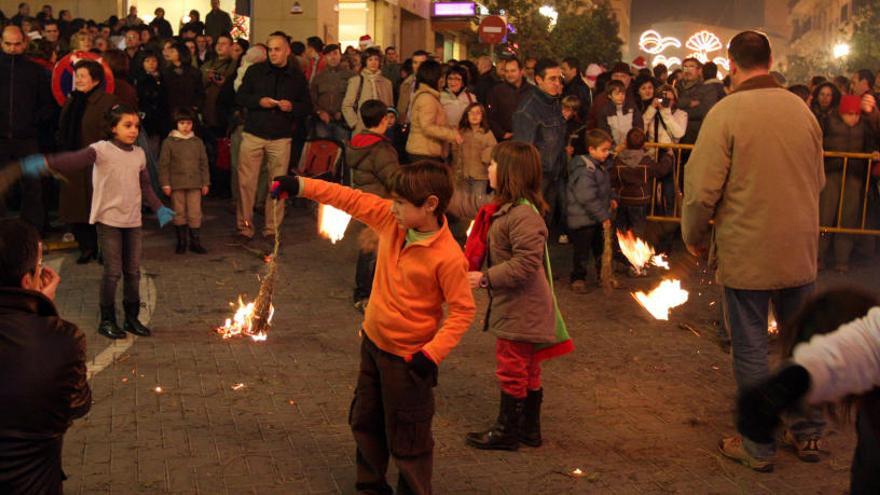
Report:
653,55,682,68
686,30,723,54
639,30,682,55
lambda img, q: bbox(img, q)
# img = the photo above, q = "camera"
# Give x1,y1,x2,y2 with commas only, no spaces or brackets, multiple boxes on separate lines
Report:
657,96,670,108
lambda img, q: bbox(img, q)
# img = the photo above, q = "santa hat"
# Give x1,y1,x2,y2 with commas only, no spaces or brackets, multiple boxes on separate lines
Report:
584,63,604,82
839,95,862,115
631,56,647,70
358,35,373,50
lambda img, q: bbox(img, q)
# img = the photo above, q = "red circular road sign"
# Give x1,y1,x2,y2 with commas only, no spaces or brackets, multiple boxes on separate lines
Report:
478,15,507,45
51,51,115,106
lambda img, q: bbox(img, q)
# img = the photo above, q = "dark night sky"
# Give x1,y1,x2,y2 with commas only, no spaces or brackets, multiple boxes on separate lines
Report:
630,0,765,31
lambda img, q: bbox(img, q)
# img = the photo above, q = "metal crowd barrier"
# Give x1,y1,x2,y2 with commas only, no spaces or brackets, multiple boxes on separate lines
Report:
643,142,880,236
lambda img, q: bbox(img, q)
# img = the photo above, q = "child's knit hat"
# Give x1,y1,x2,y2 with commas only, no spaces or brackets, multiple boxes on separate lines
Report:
839,94,861,115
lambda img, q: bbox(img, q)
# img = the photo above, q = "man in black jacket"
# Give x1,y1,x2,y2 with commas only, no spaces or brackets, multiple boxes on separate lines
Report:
0,218,91,495
486,57,531,142
1,25,54,233
562,56,592,121
235,33,312,241
148,7,173,39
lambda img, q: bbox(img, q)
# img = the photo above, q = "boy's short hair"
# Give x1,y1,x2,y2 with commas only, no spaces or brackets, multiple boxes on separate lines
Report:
389,160,453,219
626,128,646,150
561,95,581,111
585,129,613,150
606,79,626,95
360,99,389,129
172,106,196,123
0,219,40,288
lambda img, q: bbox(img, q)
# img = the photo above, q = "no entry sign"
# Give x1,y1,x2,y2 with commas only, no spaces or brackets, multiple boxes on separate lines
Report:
478,15,506,45
51,51,115,106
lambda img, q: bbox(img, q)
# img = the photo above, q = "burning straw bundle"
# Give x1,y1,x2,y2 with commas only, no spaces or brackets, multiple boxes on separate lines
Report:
600,223,618,290
250,201,282,335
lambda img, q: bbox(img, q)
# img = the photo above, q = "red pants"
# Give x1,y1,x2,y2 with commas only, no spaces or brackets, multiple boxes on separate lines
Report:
495,338,542,399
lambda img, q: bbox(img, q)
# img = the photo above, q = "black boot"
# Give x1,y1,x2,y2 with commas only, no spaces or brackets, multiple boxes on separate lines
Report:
188,228,207,254
175,226,187,254
76,249,96,264
123,300,151,336
98,304,126,339
465,392,524,451
519,388,543,447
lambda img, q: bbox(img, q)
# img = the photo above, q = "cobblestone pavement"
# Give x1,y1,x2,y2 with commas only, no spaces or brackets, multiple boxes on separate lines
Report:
47,198,879,495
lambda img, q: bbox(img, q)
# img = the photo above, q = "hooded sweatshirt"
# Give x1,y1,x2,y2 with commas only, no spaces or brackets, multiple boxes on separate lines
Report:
611,148,671,206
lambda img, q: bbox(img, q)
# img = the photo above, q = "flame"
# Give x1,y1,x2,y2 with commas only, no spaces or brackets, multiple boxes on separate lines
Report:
632,279,689,320
768,307,778,336
466,220,475,237
318,204,352,244
215,296,273,342
617,230,670,273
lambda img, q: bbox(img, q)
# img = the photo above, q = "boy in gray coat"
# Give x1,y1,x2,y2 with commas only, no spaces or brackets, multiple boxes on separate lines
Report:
159,107,210,254
566,129,617,292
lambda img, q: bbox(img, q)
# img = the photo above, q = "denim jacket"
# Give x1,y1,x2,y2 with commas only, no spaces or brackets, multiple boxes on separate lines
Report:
512,86,567,179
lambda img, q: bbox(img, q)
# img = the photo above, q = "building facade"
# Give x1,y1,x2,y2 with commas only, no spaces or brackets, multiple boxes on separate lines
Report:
788,0,863,61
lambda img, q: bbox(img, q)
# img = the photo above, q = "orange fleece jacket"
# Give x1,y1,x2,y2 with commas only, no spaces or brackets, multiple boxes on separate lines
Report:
300,178,476,364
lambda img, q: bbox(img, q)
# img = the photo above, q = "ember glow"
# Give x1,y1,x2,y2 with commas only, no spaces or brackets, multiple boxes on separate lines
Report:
216,296,273,342
616,230,670,274
466,220,475,237
632,279,690,320
318,204,352,244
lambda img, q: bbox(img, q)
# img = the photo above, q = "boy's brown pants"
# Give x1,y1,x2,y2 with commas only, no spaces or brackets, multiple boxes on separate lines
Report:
350,335,435,495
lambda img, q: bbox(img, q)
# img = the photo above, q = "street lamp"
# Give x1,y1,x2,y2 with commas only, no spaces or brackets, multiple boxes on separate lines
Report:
539,5,558,30
833,42,850,59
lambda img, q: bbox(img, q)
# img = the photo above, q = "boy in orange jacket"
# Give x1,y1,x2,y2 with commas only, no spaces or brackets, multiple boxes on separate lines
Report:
272,161,476,495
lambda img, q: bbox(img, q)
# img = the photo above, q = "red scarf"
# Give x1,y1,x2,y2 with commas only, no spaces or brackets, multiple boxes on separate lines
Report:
464,203,500,271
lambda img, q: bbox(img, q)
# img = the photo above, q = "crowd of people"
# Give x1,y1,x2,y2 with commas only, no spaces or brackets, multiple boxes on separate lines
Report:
2,2,880,493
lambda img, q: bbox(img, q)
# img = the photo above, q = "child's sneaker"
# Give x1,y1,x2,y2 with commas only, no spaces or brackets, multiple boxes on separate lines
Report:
719,435,774,472
783,430,821,463
558,234,569,245
570,280,588,293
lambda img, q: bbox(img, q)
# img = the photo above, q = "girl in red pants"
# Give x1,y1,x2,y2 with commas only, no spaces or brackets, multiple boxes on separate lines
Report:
463,141,573,450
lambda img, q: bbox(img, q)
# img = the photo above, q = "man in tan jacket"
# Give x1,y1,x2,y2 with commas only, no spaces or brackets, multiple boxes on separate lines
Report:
681,31,826,473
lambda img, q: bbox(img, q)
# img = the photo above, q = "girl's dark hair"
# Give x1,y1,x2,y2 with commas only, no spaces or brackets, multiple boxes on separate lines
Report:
360,47,382,70
172,106,196,123
779,287,880,422
0,219,40,288
72,59,105,85
492,141,548,214
172,41,193,66
445,64,469,90
810,81,841,111
458,60,479,88
416,60,443,91
458,102,488,132
105,103,140,137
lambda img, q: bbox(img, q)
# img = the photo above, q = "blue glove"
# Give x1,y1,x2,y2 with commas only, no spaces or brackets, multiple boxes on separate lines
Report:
20,154,48,179
271,175,300,200
156,206,175,228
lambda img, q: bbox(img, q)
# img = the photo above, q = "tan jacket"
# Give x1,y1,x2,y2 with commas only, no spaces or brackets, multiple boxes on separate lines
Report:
453,128,496,180
341,69,394,134
397,74,415,122
485,202,556,343
405,86,459,158
682,75,825,290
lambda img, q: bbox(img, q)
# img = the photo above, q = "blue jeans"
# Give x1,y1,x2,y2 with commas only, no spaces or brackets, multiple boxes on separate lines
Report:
723,283,826,459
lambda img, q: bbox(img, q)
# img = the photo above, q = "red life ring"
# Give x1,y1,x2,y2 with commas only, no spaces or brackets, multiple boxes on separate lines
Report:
51,51,116,106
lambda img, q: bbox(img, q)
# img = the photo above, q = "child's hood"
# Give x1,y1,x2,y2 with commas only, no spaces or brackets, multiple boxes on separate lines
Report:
168,130,196,140
569,154,603,175
616,149,647,167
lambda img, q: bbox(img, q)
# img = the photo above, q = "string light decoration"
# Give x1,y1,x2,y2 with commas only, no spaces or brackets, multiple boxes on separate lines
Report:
652,55,682,68
685,30,723,54
639,30,682,55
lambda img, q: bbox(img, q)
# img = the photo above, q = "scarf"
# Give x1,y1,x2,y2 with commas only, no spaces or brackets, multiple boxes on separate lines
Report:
59,87,99,151
464,200,574,362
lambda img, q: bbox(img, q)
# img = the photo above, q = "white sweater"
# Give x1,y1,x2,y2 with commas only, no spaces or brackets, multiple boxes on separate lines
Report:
793,307,880,404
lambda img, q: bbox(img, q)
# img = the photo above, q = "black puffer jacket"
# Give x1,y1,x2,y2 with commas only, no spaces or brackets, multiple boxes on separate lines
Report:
236,60,313,140
0,288,91,495
0,53,54,140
